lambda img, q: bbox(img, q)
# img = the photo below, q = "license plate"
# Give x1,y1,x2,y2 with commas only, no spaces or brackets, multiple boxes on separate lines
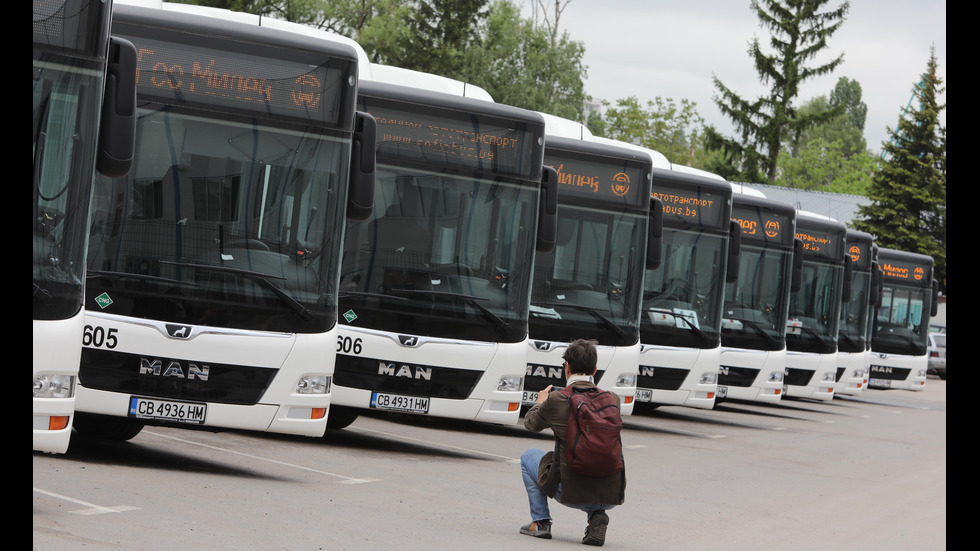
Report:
716,385,728,398
522,391,539,405
370,392,429,414
869,378,892,388
635,389,653,402
129,396,207,424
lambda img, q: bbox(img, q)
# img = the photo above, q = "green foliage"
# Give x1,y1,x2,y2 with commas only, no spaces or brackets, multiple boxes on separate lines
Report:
712,0,849,183
776,76,871,193
777,138,873,194
788,93,865,158
375,0,488,76
464,0,587,120
853,49,945,287
593,96,706,167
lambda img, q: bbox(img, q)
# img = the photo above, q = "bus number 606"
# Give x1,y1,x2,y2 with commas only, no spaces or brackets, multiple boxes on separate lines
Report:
337,336,362,354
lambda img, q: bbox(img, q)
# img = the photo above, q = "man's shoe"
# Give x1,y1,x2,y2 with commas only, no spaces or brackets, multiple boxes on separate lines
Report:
582,511,609,546
520,520,553,539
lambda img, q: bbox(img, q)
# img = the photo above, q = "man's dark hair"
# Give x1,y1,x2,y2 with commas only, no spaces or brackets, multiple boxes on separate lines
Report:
563,339,598,375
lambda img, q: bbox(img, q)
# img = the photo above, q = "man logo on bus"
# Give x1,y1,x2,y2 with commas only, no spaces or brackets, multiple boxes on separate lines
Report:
848,245,862,263
166,324,192,339
764,220,780,238
611,172,630,197
913,266,925,281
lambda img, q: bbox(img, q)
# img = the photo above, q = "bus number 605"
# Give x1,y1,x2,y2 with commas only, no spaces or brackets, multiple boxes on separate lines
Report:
82,325,119,349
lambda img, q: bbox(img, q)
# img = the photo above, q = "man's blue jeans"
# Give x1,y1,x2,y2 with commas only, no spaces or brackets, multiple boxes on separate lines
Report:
521,448,617,522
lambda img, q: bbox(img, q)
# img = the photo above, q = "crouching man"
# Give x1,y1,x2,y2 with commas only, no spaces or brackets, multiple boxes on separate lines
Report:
520,339,626,546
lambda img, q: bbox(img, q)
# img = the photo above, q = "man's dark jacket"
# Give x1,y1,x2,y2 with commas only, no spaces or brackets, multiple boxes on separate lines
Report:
524,380,626,505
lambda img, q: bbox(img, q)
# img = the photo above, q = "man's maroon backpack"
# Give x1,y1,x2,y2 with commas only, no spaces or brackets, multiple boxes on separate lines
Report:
559,386,624,477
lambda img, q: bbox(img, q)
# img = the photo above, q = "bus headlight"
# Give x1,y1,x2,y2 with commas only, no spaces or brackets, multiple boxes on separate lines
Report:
296,375,330,394
768,371,784,383
616,374,636,387
497,376,523,392
822,371,836,382
916,369,928,377
699,372,717,385
33,374,75,399
853,369,865,378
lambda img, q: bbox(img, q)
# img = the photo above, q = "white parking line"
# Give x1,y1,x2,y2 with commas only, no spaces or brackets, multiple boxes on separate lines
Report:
350,426,522,463
144,430,379,484
33,487,140,515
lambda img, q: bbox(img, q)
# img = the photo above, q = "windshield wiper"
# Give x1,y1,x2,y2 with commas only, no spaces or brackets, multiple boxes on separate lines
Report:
160,261,314,321
645,307,711,344
837,331,860,349
723,316,779,347
340,290,410,302
538,302,627,340
393,289,512,333
33,282,52,305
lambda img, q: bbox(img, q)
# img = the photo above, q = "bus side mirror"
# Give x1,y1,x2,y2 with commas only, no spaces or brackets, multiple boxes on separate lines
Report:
536,166,558,253
347,111,377,221
645,196,664,270
726,219,741,284
96,36,137,178
931,280,939,317
791,237,804,293
841,256,853,303
871,261,883,307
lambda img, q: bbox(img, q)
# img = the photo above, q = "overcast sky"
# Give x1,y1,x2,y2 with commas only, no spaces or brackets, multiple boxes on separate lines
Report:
523,0,947,154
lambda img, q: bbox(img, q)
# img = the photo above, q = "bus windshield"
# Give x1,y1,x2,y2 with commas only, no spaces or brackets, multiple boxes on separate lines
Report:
785,262,843,354
640,227,727,348
839,268,871,353
721,245,793,351
87,106,351,334
34,57,104,321
873,284,930,356
339,165,539,343
529,203,646,347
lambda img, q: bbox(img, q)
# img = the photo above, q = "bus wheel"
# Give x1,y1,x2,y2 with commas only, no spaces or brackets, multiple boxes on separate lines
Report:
73,413,144,441
325,406,359,430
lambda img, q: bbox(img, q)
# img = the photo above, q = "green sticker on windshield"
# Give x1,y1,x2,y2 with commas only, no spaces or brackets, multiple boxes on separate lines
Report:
94,292,113,310
343,309,357,323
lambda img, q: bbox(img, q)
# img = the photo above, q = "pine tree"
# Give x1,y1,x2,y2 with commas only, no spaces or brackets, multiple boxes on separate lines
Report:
712,0,849,183
854,49,946,289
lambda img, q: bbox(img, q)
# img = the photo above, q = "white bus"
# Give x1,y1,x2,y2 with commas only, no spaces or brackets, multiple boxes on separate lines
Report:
326,71,554,428
34,0,136,453
783,212,849,401
520,124,662,415
718,193,801,403
73,1,376,440
867,248,937,391
835,230,878,396
636,165,736,410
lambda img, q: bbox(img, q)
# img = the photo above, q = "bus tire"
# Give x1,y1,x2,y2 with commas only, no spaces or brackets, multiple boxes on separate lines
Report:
325,406,358,430
73,413,144,441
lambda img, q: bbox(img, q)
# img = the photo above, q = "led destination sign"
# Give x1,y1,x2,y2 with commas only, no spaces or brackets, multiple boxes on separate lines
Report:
847,242,868,268
544,151,649,208
731,204,793,246
795,229,843,260
880,260,930,284
363,97,541,180
121,34,345,125
653,187,728,229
